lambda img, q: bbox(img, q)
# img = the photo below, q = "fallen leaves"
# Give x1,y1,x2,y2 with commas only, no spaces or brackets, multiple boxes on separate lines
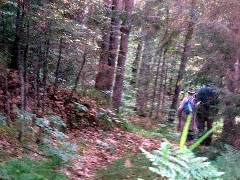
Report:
67,126,162,179
0,70,163,180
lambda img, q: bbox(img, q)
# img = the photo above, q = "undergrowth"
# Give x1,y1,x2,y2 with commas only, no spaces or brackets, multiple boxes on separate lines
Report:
212,145,240,180
0,111,81,179
141,140,224,180
0,156,67,180
95,155,163,180
120,120,163,138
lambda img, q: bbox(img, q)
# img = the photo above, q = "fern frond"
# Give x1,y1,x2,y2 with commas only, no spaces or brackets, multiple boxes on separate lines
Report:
141,140,224,180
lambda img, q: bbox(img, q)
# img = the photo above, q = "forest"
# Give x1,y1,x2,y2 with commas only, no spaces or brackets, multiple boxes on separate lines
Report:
0,0,240,179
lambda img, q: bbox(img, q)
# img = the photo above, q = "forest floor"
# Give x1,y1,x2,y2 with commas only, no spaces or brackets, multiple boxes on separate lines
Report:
66,117,164,179
0,69,170,179
1,70,228,180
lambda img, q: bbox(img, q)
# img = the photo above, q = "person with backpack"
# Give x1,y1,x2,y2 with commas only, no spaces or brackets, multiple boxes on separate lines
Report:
195,84,220,145
179,89,185,101
177,87,197,142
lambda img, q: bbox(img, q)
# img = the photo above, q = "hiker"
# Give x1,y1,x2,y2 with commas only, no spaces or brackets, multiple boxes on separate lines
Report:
195,84,220,145
177,87,197,142
179,89,185,101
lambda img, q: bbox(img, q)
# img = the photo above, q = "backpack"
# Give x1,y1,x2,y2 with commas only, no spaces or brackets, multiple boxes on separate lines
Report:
196,86,219,104
196,86,220,117
183,97,195,115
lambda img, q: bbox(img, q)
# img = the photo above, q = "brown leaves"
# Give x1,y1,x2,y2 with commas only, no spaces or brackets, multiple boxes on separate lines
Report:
68,126,162,179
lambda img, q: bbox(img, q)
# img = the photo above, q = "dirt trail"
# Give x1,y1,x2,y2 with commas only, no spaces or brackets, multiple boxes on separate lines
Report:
66,126,162,179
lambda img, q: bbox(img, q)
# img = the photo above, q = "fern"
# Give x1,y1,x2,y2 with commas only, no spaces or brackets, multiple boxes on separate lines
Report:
36,116,81,163
141,140,224,180
49,115,67,128
0,116,7,126
211,144,240,180
73,102,88,112
14,108,36,124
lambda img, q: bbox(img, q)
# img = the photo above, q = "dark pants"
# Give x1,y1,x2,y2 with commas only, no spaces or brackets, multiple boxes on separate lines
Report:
196,115,213,145
186,130,194,142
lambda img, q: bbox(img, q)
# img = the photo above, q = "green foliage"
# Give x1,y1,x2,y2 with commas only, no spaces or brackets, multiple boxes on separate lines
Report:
96,155,162,180
73,102,89,112
49,115,67,129
141,140,224,180
13,110,80,163
211,145,240,180
0,116,7,126
120,119,163,138
81,88,110,106
0,157,67,180
36,117,81,163
14,108,36,124
154,123,180,141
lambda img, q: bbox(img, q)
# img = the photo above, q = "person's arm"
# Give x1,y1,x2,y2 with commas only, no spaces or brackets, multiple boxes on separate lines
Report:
178,97,187,117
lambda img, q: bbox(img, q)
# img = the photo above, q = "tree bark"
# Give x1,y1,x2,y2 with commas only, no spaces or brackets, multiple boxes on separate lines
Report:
69,52,87,100
222,60,239,145
161,65,169,114
168,0,196,122
9,0,24,69
4,69,11,126
149,50,163,117
95,0,112,91
155,49,167,119
34,44,41,108
130,42,142,87
136,36,154,116
112,0,134,112
42,38,50,113
101,0,122,92
54,37,63,93
23,2,30,111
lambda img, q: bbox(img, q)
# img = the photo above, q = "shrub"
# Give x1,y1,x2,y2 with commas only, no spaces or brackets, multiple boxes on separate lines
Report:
211,144,240,180
141,140,224,180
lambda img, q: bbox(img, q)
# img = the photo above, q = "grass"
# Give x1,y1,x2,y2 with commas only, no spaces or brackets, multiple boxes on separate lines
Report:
96,120,172,180
95,154,164,180
95,118,183,180
120,120,163,138
0,156,67,180
120,120,180,141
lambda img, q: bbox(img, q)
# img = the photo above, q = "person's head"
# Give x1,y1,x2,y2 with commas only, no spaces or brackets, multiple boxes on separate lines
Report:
187,87,196,95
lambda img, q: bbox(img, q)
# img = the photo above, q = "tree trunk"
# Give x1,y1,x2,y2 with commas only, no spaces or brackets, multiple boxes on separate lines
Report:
9,0,24,69
103,0,122,92
4,69,11,126
95,0,112,91
130,42,142,87
222,60,239,145
69,52,87,100
18,47,25,141
112,0,134,112
136,36,154,116
34,44,41,108
23,2,30,111
54,37,63,93
155,49,167,119
168,0,196,122
42,38,50,113
161,65,169,115
149,49,163,117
